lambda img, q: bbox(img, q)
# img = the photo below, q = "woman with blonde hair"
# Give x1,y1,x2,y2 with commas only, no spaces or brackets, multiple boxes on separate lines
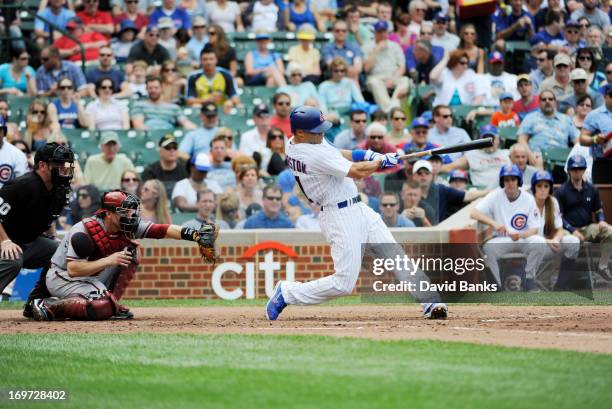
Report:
24,99,58,151
230,155,263,217
139,179,172,224
216,191,241,229
457,24,485,74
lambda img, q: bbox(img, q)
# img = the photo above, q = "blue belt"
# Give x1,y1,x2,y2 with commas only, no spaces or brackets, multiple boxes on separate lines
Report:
321,195,361,211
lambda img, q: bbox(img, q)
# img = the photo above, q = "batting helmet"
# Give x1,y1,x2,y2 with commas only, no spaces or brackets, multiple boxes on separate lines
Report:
530,170,553,193
499,164,523,188
101,190,141,235
567,154,587,170
290,106,332,135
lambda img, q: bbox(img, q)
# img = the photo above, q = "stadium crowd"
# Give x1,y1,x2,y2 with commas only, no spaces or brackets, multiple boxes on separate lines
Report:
0,0,611,295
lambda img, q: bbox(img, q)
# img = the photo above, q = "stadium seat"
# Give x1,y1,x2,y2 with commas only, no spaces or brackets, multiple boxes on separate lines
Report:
63,129,99,165
6,96,35,117
498,126,518,148
543,147,572,169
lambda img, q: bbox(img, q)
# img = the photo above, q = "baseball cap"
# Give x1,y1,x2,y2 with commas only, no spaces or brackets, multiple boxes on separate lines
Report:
604,83,612,96
480,124,498,137
201,102,218,116
499,91,514,101
410,117,429,129
100,131,119,145
193,153,211,172
119,19,138,35
192,16,206,27
421,111,433,123
449,169,468,181
253,103,270,117
413,159,432,174
565,19,580,29
554,53,571,66
433,12,449,23
0,115,7,130
159,133,177,148
296,24,316,40
570,68,588,81
66,17,82,29
488,51,504,63
374,20,389,32
157,17,174,30
516,73,531,84
255,31,271,40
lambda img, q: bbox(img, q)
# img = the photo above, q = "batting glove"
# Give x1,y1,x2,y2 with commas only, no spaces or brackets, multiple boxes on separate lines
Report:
380,153,399,168
364,149,384,162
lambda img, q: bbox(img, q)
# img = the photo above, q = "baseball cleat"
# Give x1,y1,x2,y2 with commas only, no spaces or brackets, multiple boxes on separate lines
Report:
31,299,52,321
423,303,448,320
266,282,287,321
111,305,134,320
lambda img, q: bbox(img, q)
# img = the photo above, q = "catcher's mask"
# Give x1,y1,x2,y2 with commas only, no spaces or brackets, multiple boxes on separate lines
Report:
101,190,141,235
34,142,76,187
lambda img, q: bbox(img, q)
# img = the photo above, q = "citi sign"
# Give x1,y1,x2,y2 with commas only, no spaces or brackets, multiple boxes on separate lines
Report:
211,241,296,300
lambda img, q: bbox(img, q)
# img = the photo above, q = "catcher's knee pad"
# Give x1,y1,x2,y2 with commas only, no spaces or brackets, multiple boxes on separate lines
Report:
35,291,121,321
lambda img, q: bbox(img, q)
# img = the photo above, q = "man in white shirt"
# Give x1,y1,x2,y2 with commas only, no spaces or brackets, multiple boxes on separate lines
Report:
482,51,519,106
431,12,459,53
239,103,270,157
0,118,29,188
172,153,222,212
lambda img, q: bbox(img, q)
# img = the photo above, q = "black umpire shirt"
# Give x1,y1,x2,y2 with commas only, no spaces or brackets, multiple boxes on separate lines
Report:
554,181,603,232
0,172,56,245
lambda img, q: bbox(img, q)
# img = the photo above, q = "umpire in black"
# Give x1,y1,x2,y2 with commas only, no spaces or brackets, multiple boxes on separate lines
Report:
0,142,75,308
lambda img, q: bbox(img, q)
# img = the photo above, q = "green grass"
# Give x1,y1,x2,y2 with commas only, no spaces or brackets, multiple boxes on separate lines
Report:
0,334,610,409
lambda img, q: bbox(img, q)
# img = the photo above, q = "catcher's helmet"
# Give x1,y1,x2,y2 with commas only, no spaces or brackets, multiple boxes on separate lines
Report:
290,106,332,135
499,164,523,188
567,154,587,170
530,170,553,193
101,190,141,235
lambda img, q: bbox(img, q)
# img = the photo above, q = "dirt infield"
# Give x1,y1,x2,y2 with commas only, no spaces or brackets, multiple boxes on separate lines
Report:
1,305,611,354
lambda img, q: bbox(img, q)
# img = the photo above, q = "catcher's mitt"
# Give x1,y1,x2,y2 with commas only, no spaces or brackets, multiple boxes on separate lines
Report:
196,223,219,264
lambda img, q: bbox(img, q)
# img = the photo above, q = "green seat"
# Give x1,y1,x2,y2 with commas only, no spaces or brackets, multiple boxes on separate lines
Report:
146,129,186,143
171,212,198,226
63,129,99,165
6,96,35,117
543,147,572,169
219,114,252,135
451,105,478,126
498,126,518,148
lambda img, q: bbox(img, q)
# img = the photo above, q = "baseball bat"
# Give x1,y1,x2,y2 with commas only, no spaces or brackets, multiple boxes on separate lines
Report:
397,137,494,161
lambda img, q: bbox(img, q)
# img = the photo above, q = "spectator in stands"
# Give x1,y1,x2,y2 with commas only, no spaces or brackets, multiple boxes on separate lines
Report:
113,0,149,34
380,192,416,228
173,153,222,212
560,68,604,113
555,155,612,278
64,184,100,227
230,157,263,217
77,0,113,37
482,52,519,106
34,0,76,47
495,0,535,45
448,169,469,191
142,134,188,199
285,0,321,32
470,164,547,290
428,105,471,161
287,24,321,83
406,1,426,37
529,49,554,94
120,168,141,196
534,0,567,31
245,32,286,87
518,89,579,164
85,46,131,98
112,20,139,64
575,47,605,93
159,61,185,104
318,58,365,118
132,76,196,130
400,179,434,227
36,46,90,97
490,92,521,128
570,0,610,30
182,188,216,229
185,44,240,112
295,202,321,230
540,53,574,101
84,131,135,190
360,122,397,154
85,77,129,130
279,63,325,109
269,92,292,137
0,101,20,142
530,10,564,47
208,133,236,191
215,191,241,229
11,141,32,170
45,77,88,130
572,94,594,130
345,6,373,47
261,127,288,176
403,117,438,153
126,27,171,72
0,48,37,97
514,74,540,120
178,101,219,160
600,61,612,95
127,60,148,97
186,16,208,67
240,103,271,157
206,24,239,80
244,184,294,229
431,12,459,54
364,21,410,113
406,38,444,86
579,84,612,184
139,179,172,224
441,125,510,188
457,24,485,74
24,100,56,151
54,17,108,63
149,0,192,32
155,18,178,61
430,50,485,107
0,122,27,188
322,20,363,82
586,26,605,57
509,142,538,183
333,109,368,150
551,20,585,55
388,12,415,53
387,107,409,145
207,0,244,33
247,0,279,32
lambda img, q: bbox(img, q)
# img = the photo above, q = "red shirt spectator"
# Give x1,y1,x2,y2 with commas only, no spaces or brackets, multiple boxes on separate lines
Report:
270,116,291,138
77,0,114,38
113,0,149,32
54,18,108,62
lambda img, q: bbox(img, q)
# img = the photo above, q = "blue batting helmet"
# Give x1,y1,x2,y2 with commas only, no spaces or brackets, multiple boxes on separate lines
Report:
530,170,553,193
499,164,523,188
567,154,587,170
290,106,333,135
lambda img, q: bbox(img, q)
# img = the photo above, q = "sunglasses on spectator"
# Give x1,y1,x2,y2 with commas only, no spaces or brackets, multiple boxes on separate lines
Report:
19,55,29,60
194,25,206,29
458,60,468,66
265,196,282,201
536,57,547,62
381,202,397,207
566,29,579,34
606,70,612,75
59,85,73,90
40,57,50,62
578,103,592,108
333,69,346,73
541,97,555,102
126,0,138,3
269,133,284,140
208,31,217,36
122,177,139,182
99,84,113,90
369,134,385,140
580,24,590,28
413,130,428,135
415,8,426,12
393,116,406,121
556,64,569,69
147,32,159,37
223,207,238,213
334,29,347,32
439,114,452,118
163,145,178,150
578,56,591,61
222,135,233,140
463,32,476,36
290,73,302,77
163,67,177,72
276,101,291,106
100,53,112,57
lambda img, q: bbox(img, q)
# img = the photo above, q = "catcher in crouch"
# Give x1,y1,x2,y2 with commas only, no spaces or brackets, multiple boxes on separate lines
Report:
29,190,218,321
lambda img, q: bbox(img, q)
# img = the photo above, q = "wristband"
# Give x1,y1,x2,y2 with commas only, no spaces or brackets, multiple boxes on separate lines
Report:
180,227,199,242
352,149,367,162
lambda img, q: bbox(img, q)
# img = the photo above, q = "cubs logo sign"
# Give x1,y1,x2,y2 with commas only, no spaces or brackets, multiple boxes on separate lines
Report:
510,213,528,231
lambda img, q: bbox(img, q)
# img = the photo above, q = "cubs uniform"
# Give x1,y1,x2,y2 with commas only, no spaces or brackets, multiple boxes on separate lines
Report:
475,188,547,285
0,141,28,188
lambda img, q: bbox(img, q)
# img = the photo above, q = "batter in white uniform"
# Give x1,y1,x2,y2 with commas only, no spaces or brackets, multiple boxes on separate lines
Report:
265,106,448,320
